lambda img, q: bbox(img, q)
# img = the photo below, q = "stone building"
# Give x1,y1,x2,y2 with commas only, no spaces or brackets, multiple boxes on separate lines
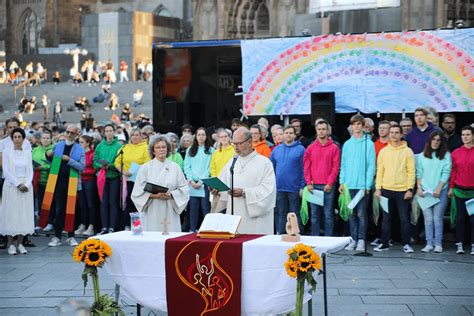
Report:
191,0,472,41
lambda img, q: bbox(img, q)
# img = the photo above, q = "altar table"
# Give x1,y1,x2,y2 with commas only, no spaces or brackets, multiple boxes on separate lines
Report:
97,232,351,315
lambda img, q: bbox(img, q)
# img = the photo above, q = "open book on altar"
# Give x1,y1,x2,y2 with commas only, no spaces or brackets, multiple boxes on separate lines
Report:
197,213,242,239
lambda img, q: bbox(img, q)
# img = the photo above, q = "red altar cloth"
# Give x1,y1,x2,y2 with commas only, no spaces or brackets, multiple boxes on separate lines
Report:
165,233,262,316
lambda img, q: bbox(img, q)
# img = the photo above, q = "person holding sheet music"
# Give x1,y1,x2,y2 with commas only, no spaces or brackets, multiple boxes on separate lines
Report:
304,120,340,236
216,127,276,234
339,115,376,252
114,127,150,230
131,135,189,232
183,127,215,232
416,131,451,253
375,125,416,253
93,124,122,235
448,126,474,255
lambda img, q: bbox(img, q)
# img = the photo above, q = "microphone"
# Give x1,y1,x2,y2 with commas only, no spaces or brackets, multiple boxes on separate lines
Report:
229,155,238,173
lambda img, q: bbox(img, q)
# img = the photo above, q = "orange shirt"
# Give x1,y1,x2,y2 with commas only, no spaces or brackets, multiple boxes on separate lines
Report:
374,138,388,158
253,140,271,158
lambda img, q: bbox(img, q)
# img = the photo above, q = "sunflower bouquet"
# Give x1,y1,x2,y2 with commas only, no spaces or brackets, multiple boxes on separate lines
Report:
284,243,322,316
72,239,123,315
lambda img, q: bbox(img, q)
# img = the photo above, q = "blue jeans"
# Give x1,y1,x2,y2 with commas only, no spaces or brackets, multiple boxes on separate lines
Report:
100,178,120,230
348,189,368,241
275,191,301,235
309,185,335,236
189,187,210,232
78,179,99,227
422,189,448,246
381,189,410,246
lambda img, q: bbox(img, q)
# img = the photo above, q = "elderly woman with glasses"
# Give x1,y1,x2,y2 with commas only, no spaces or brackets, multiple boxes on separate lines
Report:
131,135,189,232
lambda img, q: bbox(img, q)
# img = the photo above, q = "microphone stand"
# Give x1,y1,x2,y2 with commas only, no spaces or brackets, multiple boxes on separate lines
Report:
114,146,125,227
355,132,373,257
230,161,235,216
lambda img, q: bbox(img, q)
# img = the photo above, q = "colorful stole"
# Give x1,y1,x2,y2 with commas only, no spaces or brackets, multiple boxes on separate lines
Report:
39,142,80,232
165,233,262,316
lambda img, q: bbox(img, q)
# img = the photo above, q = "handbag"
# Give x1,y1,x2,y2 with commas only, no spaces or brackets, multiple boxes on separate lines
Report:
144,182,168,194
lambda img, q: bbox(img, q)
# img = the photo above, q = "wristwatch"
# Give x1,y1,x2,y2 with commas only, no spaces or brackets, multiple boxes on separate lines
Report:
241,189,246,198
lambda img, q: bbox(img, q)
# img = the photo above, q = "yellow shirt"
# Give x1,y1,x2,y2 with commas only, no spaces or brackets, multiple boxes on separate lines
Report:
210,145,236,177
114,141,150,172
376,141,415,192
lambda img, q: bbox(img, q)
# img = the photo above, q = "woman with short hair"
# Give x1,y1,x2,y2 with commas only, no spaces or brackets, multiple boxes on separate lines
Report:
0,128,34,255
131,135,189,231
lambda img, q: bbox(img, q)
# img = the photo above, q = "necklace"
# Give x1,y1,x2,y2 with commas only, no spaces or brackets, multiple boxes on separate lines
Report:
238,153,257,173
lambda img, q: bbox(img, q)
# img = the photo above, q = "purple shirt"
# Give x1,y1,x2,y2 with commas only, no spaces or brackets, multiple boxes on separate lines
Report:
405,123,440,154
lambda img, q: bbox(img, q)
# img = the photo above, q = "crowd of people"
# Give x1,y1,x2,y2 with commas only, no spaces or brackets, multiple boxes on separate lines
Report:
0,107,472,257
0,59,152,86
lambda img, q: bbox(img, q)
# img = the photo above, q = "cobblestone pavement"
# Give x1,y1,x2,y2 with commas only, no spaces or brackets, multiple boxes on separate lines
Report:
0,235,473,315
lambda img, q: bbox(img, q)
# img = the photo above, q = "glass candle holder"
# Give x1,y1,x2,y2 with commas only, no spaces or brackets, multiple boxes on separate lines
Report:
130,212,143,235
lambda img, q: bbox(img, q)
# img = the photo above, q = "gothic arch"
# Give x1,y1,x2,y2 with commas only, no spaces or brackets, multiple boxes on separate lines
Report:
226,0,270,39
18,8,39,55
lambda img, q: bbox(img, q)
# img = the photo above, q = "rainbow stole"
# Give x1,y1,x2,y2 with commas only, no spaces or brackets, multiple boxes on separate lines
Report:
39,142,80,232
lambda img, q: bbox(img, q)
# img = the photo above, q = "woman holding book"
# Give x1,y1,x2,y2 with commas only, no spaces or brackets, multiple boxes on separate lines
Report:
131,135,189,232
416,131,451,253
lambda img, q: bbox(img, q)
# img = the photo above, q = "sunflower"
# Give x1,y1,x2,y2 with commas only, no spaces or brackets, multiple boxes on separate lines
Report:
296,256,312,272
101,243,112,257
294,243,314,257
72,245,85,263
310,253,321,271
84,249,105,267
284,259,298,278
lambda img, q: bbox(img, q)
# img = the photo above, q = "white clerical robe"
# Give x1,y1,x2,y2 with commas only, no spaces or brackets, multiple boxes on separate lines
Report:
218,151,276,234
131,158,189,232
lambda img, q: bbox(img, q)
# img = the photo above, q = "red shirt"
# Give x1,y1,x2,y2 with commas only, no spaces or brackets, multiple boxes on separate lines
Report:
449,145,474,189
374,138,388,158
82,149,96,181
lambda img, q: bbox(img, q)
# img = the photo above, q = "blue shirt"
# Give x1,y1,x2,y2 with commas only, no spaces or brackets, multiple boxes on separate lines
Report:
270,142,305,193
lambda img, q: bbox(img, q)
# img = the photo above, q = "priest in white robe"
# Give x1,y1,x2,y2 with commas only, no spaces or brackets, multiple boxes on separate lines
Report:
132,135,189,232
217,127,276,234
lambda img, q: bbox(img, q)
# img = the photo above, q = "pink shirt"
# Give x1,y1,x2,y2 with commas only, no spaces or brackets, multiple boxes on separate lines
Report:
449,145,474,189
304,138,340,186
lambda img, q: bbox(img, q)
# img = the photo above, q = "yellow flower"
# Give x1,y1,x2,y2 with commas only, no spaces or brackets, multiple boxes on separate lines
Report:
84,249,105,267
297,256,312,272
310,253,322,271
72,245,85,263
294,243,314,257
284,259,298,278
101,242,112,257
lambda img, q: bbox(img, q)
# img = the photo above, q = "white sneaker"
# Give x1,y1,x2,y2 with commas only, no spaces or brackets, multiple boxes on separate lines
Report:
434,245,443,253
345,240,356,251
48,237,62,247
43,224,54,232
17,244,28,254
66,237,78,247
7,245,17,255
83,225,95,236
74,224,86,235
421,245,433,253
370,238,382,246
403,244,414,253
356,240,365,252
456,242,464,254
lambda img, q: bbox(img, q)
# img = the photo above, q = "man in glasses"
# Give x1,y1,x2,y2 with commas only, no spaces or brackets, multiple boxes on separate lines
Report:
399,118,413,138
216,127,276,234
441,114,463,152
43,125,85,247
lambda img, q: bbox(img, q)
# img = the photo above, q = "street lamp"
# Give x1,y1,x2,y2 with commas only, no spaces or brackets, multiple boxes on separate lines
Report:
64,48,88,75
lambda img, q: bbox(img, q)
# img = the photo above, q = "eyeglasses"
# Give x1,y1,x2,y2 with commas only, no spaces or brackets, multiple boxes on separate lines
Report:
233,137,250,146
65,131,76,135
400,125,412,128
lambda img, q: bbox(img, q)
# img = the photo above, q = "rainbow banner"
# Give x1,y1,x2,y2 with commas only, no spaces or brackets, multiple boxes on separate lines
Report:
242,29,473,115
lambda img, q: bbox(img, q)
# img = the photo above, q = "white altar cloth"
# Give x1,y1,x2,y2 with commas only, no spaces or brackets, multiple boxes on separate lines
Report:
97,232,351,315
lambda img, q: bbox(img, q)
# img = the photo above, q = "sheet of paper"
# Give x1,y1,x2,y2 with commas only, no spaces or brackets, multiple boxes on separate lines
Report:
348,189,364,210
189,184,205,197
416,194,440,211
307,189,324,206
128,162,141,182
466,198,474,216
379,196,389,213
